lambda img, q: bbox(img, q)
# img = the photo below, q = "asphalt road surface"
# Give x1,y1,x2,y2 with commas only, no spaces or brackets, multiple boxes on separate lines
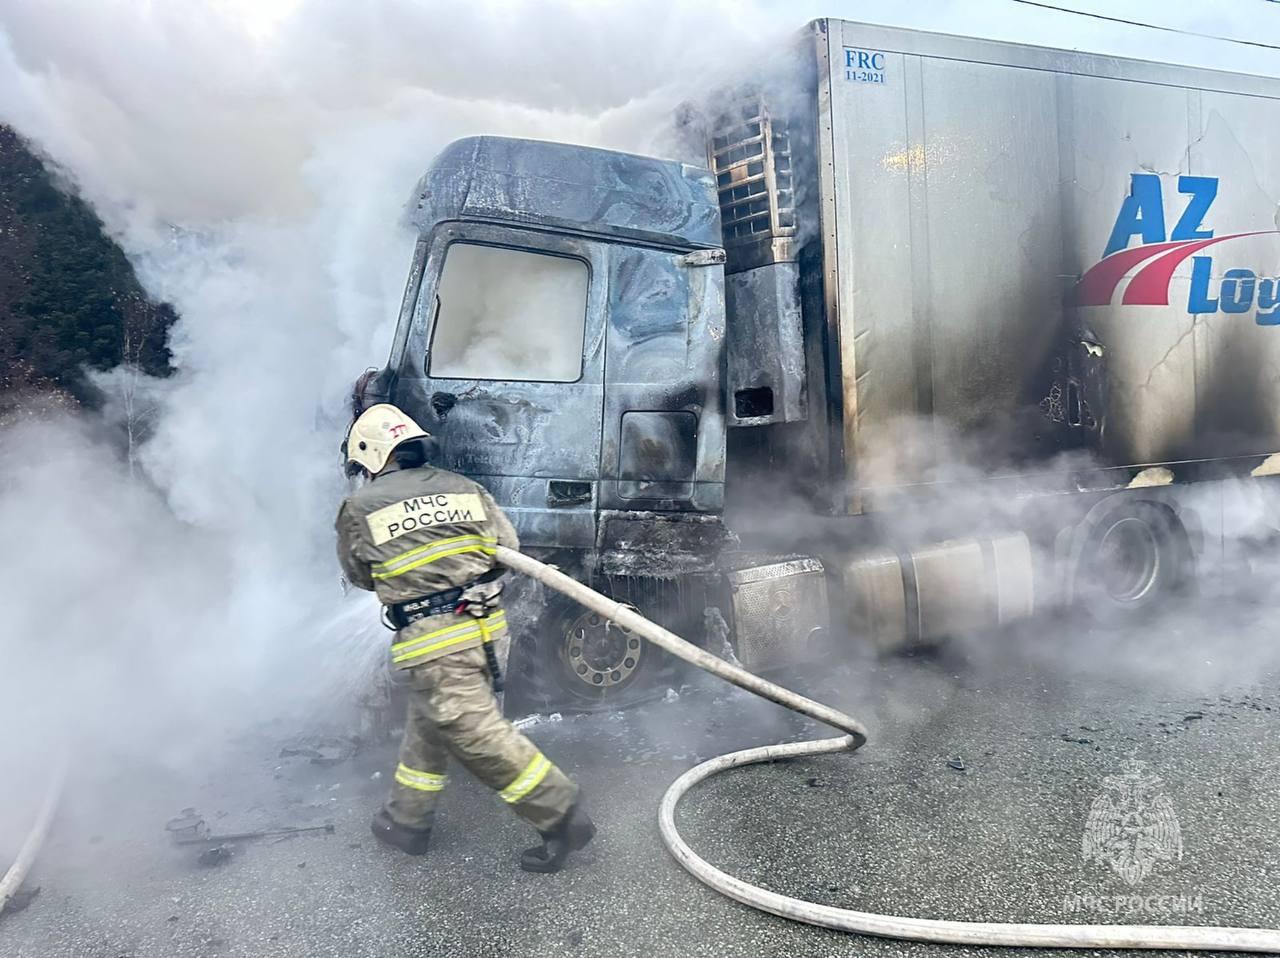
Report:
6,611,1280,958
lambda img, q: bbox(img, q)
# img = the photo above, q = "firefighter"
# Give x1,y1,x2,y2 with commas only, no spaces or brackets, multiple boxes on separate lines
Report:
336,403,595,872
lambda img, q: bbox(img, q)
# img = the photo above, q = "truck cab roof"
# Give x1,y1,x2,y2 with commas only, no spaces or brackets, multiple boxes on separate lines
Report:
407,135,722,251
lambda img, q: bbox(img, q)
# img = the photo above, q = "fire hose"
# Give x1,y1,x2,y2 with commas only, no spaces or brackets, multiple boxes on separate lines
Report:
496,545,1280,953
0,756,66,919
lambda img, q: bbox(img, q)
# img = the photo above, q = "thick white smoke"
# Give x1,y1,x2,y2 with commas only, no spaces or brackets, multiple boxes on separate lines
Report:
0,0,807,808
0,0,1274,834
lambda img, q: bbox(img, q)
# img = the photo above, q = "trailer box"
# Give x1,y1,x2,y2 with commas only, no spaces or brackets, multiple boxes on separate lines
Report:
768,20,1280,508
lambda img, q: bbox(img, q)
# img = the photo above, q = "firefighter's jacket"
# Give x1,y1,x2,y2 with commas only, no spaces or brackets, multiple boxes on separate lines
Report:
336,462,519,669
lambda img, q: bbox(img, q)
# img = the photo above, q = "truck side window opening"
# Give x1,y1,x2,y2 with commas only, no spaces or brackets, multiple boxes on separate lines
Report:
428,242,589,382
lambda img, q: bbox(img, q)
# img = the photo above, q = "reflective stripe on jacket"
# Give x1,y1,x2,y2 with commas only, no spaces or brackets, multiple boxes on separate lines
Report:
390,609,509,666
373,533,498,581
335,462,519,668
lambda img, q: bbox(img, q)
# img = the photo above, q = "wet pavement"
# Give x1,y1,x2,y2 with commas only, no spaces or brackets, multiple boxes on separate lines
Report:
5,620,1280,958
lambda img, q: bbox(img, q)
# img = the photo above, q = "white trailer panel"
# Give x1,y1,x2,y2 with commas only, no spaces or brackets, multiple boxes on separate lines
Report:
814,19,1280,497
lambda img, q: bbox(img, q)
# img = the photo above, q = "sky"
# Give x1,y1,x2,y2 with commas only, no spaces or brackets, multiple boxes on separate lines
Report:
210,1,1280,75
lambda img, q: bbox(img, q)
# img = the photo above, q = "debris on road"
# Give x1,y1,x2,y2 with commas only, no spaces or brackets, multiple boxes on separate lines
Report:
165,808,335,849
946,757,966,772
278,737,356,767
513,712,563,731
164,808,209,844
196,846,234,868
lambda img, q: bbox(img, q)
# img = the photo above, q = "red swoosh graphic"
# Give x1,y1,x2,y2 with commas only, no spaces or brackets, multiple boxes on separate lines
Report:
1072,240,1194,307
1122,231,1278,305
1074,231,1280,307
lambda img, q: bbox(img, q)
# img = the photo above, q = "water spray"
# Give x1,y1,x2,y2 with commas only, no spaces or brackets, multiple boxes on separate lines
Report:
497,545,1280,953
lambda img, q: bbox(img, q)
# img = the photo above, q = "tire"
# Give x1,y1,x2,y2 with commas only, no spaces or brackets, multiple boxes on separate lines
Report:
1069,498,1192,625
505,578,693,715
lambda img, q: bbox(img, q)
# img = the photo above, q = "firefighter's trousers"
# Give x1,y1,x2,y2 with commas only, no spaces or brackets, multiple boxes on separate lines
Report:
384,642,578,833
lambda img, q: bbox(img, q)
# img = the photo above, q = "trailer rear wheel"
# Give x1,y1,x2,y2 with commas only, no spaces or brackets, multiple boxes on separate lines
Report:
1070,499,1191,624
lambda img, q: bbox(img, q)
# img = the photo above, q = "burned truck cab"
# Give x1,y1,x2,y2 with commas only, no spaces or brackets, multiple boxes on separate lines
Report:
358,137,731,706
369,137,729,563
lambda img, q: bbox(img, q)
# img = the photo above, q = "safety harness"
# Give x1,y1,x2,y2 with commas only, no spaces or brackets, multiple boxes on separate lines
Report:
384,580,506,691
385,585,469,628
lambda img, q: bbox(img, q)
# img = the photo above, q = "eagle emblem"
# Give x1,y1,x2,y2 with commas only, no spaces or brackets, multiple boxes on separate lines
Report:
1083,760,1183,886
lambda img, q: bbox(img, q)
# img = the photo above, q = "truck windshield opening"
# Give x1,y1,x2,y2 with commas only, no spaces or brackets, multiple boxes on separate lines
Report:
427,242,588,383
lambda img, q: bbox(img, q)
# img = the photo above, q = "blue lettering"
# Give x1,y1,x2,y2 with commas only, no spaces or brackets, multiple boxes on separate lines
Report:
1187,256,1219,314
1219,268,1256,315
1185,262,1280,325
1104,173,1167,257
1256,277,1280,325
844,48,886,76
1171,175,1217,242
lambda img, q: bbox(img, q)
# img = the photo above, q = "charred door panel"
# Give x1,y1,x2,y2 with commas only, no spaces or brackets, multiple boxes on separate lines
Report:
393,222,607,548
599,245,726,514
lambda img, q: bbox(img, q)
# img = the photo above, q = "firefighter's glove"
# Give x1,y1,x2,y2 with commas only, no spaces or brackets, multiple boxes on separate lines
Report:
459,580,504,617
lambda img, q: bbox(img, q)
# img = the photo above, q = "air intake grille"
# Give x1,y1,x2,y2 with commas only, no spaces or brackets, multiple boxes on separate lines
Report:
709,95,798,272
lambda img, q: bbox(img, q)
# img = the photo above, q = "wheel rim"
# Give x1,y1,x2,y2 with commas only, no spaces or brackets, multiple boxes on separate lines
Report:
1095,517,1161,603
562,608,644,691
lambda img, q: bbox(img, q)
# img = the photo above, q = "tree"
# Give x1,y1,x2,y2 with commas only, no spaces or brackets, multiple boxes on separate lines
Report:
0,125,176,412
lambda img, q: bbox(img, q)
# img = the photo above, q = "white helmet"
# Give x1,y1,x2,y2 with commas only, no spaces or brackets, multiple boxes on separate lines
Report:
344,403,429,476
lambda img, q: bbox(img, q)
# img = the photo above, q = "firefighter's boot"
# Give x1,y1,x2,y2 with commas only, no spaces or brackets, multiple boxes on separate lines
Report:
519,801,596,873
370,809,432,856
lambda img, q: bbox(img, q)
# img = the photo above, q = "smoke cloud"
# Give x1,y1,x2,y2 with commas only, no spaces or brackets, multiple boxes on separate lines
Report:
0,0,806,820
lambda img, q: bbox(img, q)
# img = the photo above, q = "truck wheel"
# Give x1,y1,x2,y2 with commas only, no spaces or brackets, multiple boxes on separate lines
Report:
1070,500,1191,624
509,587,687,714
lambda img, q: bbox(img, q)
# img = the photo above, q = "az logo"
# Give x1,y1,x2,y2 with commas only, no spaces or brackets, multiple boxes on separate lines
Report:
1101,173,1217,257
1075,173,1280,324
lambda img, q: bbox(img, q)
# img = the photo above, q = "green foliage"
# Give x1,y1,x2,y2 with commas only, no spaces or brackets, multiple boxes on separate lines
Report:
0,126,176,403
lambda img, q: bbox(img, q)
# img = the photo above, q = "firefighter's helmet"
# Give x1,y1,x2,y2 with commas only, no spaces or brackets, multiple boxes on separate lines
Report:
343,403,429,476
